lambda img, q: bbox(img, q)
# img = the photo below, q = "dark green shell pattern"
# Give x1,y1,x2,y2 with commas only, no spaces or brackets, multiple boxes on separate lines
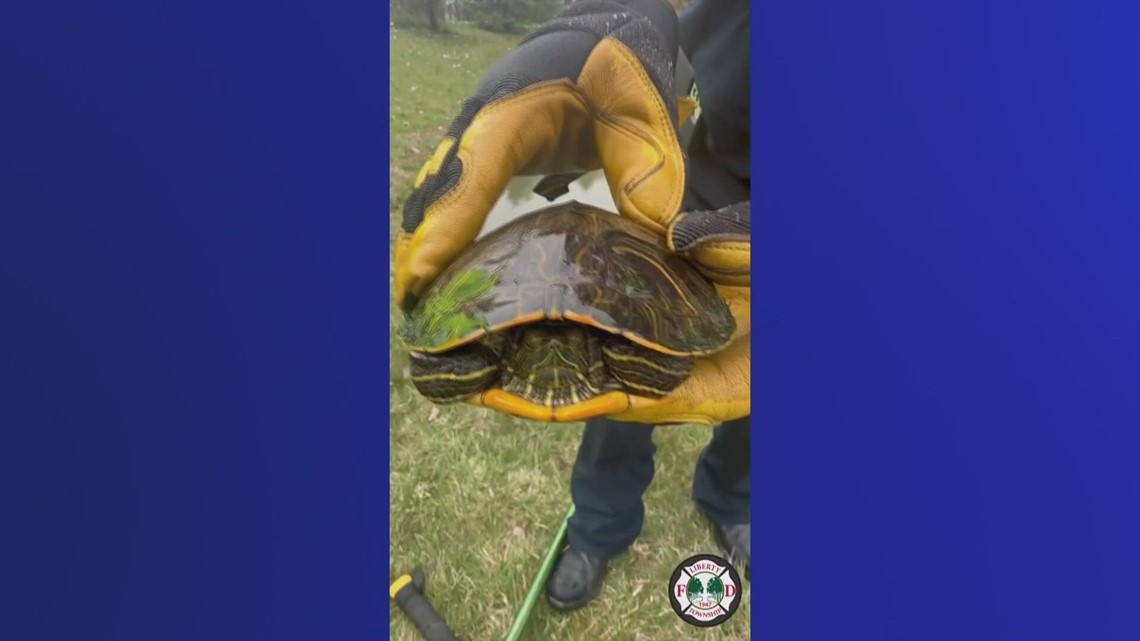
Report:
400,202,736,356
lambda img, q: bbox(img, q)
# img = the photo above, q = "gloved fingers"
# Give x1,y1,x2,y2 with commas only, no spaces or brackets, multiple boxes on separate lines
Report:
667,202,751,286
583,35,686,235
542,1,686,233
395,83,593,311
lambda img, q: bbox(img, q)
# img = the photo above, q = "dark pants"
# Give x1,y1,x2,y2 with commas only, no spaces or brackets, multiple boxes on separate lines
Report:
566,416,751,560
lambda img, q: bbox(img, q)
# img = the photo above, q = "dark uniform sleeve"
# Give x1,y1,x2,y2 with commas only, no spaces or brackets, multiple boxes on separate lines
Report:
678,0,750,211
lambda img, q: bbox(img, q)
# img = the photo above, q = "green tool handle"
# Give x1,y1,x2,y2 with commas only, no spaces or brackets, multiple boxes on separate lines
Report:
504,504,575,641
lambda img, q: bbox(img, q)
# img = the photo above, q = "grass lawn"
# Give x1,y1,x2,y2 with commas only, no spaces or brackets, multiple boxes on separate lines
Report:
388,24,751,641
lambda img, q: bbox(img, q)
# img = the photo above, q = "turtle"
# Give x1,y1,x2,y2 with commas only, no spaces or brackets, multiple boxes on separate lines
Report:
398,201,736,422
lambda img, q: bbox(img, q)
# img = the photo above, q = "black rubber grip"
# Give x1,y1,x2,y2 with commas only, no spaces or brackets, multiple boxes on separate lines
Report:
394,587,458,641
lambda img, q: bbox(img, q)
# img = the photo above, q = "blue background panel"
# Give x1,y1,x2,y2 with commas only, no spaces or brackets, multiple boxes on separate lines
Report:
754,1,1140,640
2,1,389,639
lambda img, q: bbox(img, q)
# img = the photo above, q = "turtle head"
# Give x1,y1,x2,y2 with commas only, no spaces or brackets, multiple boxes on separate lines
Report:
498,322,607,406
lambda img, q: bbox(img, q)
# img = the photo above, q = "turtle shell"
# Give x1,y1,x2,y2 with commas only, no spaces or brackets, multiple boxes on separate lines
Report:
400,202,736,356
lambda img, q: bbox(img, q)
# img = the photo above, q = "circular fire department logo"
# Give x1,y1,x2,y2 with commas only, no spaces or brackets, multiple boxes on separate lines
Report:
668,554,741,627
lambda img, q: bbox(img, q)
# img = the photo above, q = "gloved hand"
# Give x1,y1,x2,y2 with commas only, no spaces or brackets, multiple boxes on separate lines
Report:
607,202,751,426
394,0,687,312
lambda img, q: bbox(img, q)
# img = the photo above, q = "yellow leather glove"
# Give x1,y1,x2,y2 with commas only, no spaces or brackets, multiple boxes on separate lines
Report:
608,202,751,425
394,0,687,312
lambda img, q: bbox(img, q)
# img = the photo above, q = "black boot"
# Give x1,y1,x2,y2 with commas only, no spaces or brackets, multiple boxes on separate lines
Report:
545,548,608,611
711,521,751,581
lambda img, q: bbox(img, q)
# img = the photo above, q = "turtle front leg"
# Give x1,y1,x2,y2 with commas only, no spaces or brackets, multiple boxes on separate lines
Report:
601,337,694,399
408,343,500,403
